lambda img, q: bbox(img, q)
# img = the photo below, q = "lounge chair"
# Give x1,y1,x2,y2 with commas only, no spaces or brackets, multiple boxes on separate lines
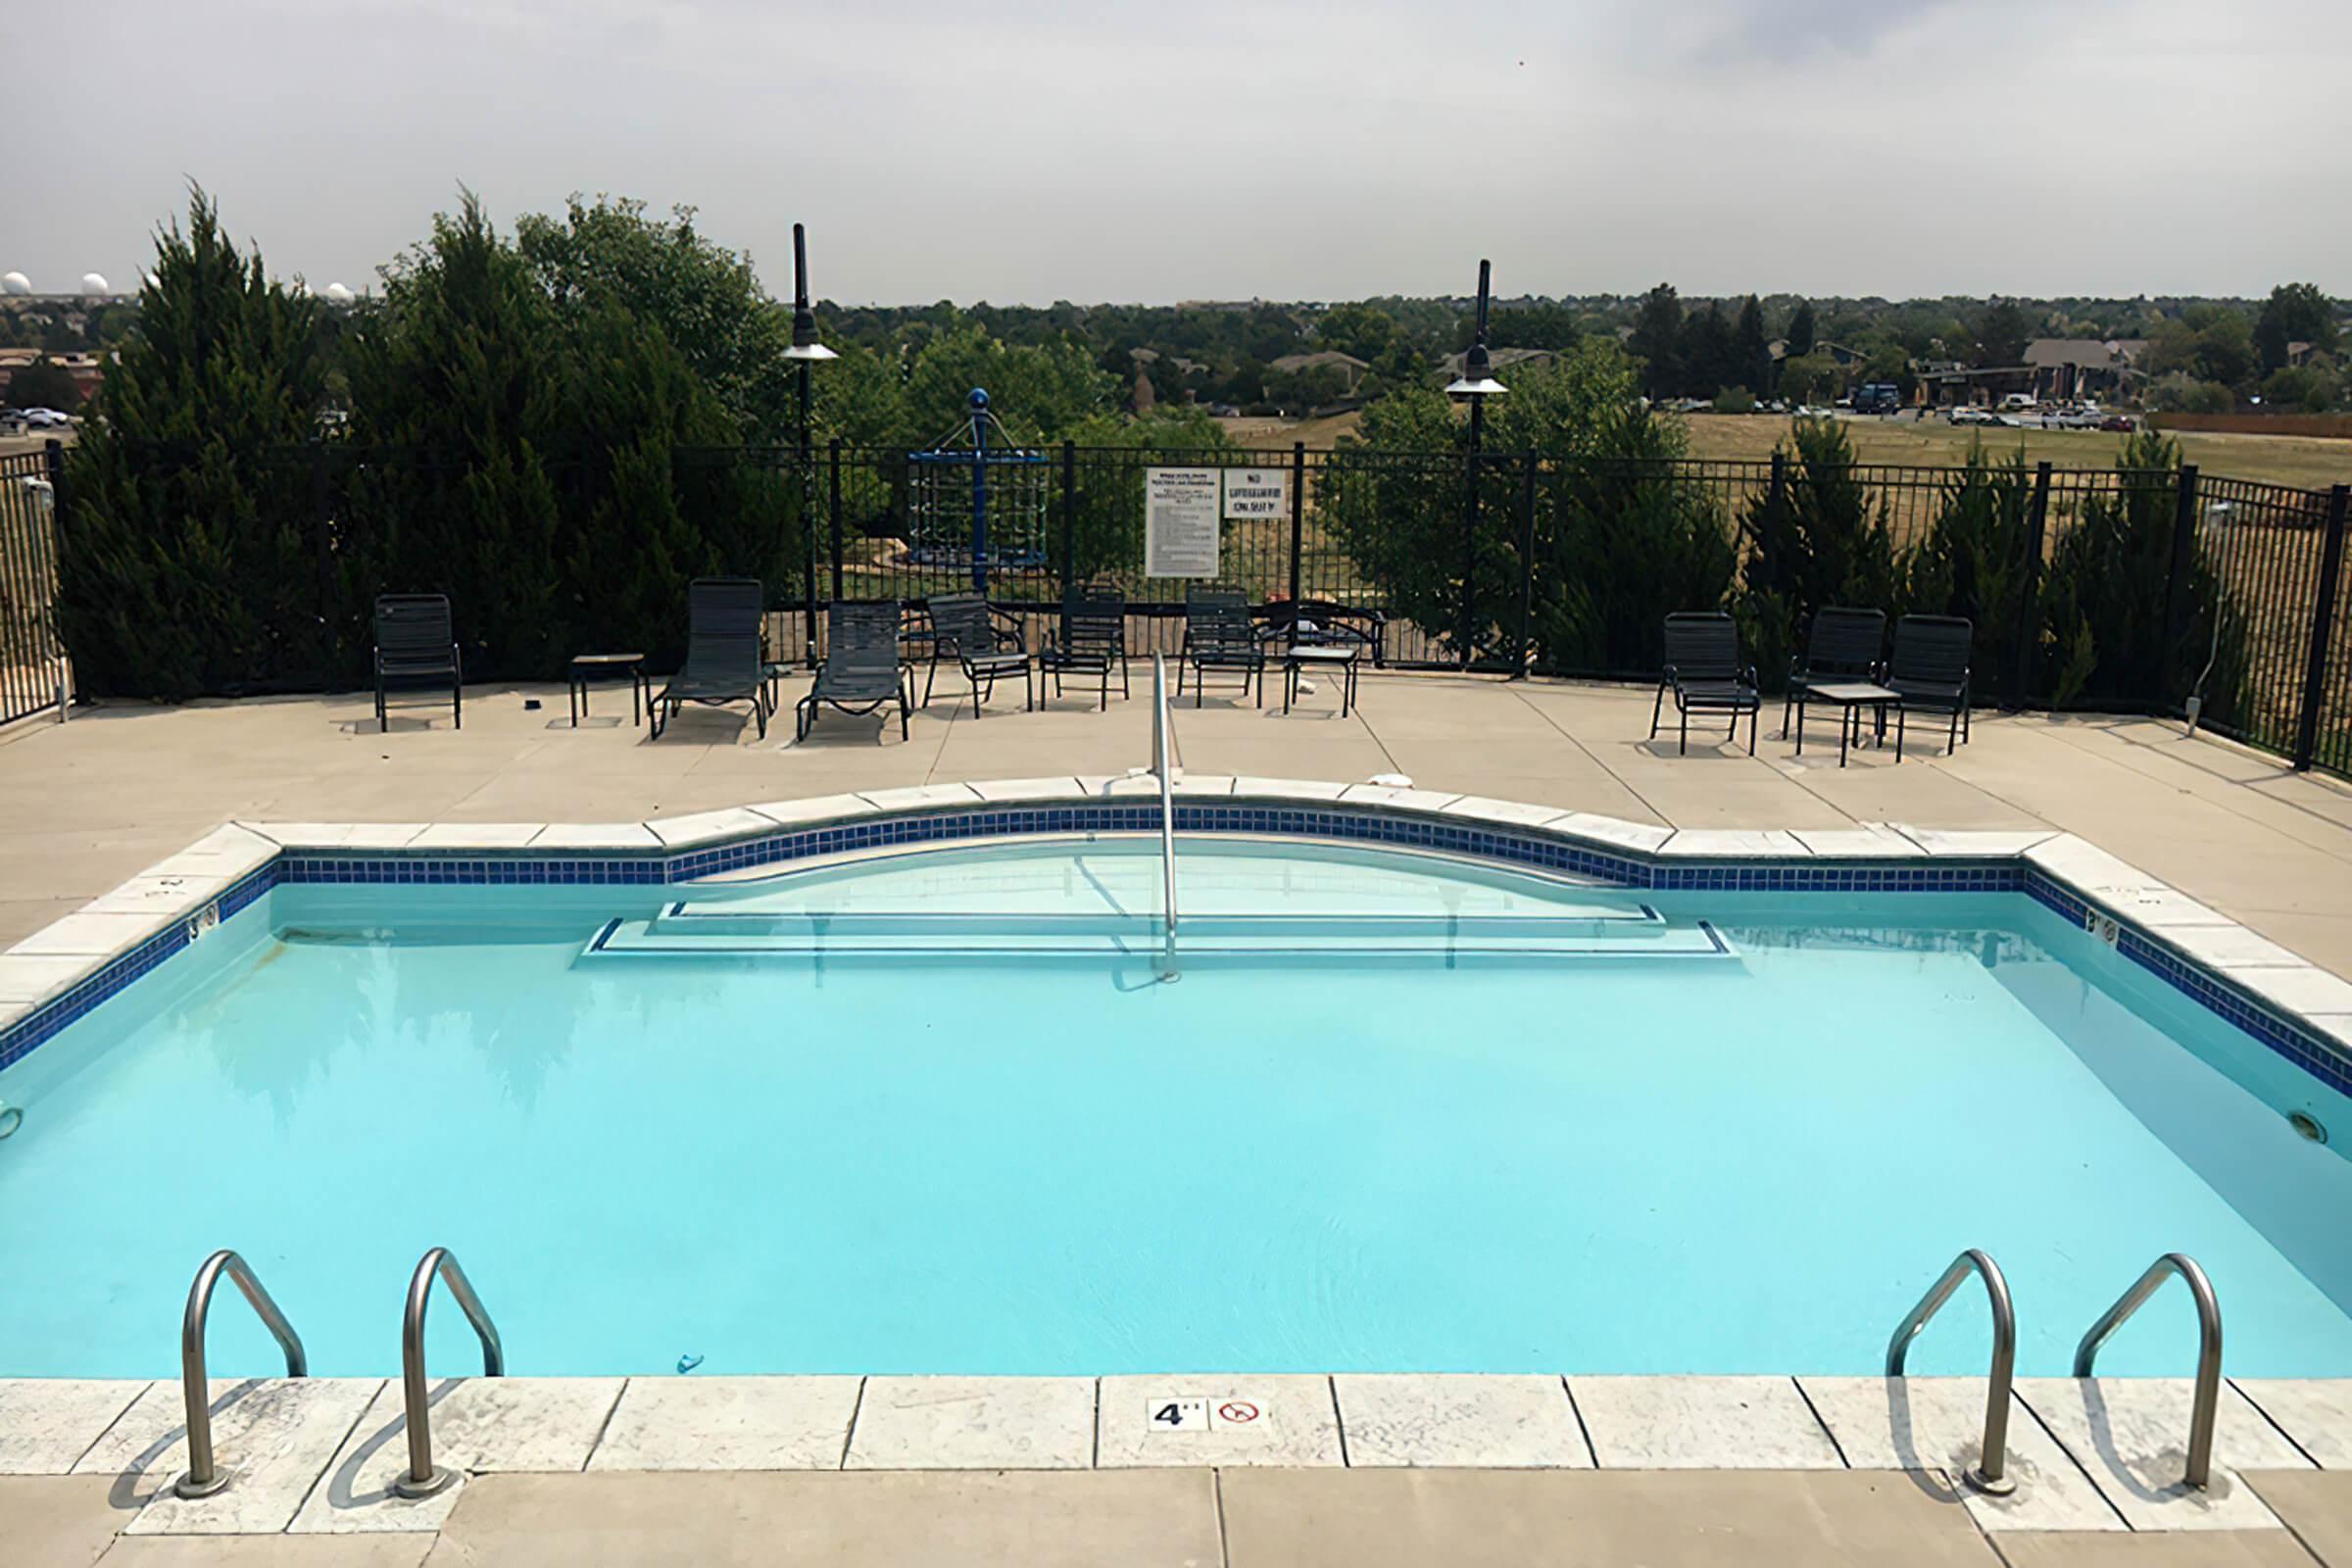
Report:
919,592,1033,716
372,593,461,733
1783,606,1889,760
1038,580,1131,710
1650,611,1760,756
797,600,911,742
651,577,768,739
1888,614,1973,759
1176,584,1264,708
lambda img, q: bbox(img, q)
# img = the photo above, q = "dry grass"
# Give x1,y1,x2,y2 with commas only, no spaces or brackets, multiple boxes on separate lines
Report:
1682,415,2352,491
1211,411,2350,491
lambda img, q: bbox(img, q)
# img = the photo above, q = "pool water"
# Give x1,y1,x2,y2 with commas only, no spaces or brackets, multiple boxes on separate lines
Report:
3,837,2349,1380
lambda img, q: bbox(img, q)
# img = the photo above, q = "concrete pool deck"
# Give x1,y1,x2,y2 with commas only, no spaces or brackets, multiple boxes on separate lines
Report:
8,671,2352,1564
4,669,2350,974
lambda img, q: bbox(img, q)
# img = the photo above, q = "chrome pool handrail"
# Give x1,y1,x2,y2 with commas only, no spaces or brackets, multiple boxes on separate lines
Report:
1886,1248,2017,1495
393,1247,506,1499
2074,1251,2221,1490
175,1250,308,1498
1151,653,1178,976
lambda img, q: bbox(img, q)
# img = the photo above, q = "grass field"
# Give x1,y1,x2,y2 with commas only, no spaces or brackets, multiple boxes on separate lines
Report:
1220,410,2352,491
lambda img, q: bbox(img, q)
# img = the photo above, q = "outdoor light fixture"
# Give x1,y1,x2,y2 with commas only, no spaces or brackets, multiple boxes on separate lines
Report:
783,222,836,364
1446,259,1507,400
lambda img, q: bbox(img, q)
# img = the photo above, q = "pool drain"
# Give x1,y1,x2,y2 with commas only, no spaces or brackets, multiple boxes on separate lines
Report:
2288,1110,2328,1145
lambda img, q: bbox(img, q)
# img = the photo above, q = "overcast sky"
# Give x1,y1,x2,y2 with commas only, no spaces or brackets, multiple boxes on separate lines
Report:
15,0,2349,304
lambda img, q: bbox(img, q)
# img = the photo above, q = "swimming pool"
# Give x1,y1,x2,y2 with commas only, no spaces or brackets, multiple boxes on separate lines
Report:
3,830,2349,1382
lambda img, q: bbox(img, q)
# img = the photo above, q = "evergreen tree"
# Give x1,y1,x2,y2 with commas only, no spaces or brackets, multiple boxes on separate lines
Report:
1786,299,1817,359
1736,416,1896,686
55,191,327,699
1628,284,1683,399
1735,295,1771,398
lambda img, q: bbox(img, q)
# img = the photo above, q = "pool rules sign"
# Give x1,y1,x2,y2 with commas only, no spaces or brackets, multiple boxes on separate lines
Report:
1145,466,1221,578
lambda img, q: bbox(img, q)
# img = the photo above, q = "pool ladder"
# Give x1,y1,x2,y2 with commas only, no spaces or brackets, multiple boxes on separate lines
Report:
1887,1248,2223,1498
171,1245,504,1502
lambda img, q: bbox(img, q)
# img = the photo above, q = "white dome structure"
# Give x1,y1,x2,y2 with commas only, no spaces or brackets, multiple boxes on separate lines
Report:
322,281,355,304
0,271,29,296
80,271,110,297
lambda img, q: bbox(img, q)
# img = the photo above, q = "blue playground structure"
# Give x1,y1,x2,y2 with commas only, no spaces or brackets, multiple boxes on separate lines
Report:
904,389,1052,590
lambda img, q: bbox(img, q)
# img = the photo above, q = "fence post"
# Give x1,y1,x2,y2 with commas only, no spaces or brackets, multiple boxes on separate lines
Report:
2293,484,2351,771
1287,442,1305,608
310,441,334,688
2157,464,2200,700
1459,442,1480,667
1060,440,1077,587
2008,462,2051,709
1514,451,1539,678
827,439,844,603
42,438,70,719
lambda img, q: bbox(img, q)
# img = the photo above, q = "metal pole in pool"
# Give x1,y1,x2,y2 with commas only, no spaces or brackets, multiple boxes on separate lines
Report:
1152,654,1178,978
969,388,990,595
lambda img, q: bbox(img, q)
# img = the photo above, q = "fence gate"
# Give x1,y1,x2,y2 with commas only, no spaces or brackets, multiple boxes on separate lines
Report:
0,446,67,726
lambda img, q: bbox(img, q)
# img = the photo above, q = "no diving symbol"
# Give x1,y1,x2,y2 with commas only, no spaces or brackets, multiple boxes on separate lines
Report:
1217,1400,1259,1426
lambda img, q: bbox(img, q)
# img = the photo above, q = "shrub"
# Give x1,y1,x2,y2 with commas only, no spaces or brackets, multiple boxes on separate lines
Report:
1712,385,1756,415
1736,416,1897,688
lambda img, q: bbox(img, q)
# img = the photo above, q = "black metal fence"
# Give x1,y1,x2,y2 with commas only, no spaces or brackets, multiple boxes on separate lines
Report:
30,437,2352,780
0,445,66,727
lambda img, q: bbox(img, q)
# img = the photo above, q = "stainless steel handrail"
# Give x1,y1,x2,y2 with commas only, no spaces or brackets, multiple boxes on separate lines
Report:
174,1250,308,1498
2074,1251,2222,1490
393,1247,506,1499
1151,653,1178,976
1886,1248,2016,1495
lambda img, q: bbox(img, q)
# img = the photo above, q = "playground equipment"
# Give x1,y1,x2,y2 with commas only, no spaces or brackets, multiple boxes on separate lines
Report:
905,389,1052,590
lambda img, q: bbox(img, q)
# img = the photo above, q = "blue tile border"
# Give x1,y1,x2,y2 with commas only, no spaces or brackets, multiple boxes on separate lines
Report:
3,803,2348,1103
0,858,280,1073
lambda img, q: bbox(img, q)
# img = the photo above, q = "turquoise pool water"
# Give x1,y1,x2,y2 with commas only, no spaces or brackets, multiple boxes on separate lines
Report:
3,838,2349,1380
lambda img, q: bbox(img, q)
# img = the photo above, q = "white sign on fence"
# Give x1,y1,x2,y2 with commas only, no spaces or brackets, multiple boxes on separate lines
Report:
1222,467,1290,520
1146,466,1222,577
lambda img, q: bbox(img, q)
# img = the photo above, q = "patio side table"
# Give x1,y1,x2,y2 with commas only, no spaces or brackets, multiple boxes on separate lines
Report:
1792,680,1900,766
568,652,649,728
1284,643,1362,717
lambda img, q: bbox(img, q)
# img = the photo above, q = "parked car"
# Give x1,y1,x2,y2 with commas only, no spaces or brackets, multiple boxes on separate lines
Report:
2042,406,2104,429
2098,414,2136,432
17,408,72,429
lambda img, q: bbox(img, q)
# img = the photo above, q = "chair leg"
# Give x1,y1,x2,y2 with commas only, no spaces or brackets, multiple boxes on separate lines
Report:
1896,707,1907,762
754,695,767,740
376,679,387,734
1679,706,1689,756
1747,706,1757,757
453,679,462,731
1946,707,1959,757
1649,681,1666,740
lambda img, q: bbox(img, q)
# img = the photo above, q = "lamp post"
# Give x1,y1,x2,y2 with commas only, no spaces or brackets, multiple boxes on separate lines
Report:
1446,259,1507,667
783,221,837,666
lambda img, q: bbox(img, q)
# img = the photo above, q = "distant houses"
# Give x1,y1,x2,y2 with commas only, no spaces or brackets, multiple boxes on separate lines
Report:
2023,338,2146,402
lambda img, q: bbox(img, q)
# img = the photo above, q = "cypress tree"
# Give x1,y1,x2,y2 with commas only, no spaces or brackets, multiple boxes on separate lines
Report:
54,191,326,698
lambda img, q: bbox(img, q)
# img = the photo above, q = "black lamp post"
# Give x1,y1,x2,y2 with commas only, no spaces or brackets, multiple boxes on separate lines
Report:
1445,259,1507,666
783,222,836,666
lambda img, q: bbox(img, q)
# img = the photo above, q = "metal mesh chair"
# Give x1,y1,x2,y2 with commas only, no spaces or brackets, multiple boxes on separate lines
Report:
1889,614,1974,759
652,578,768,739
1038,580,1130,710
797,600,911,742
1650,611,1760,756
1783,606,1886,738
920,592,1033,716
1177,584,1264,708
372,594,461,733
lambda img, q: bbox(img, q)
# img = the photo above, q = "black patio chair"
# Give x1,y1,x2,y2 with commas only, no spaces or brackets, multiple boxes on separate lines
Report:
1649,611,1760,756
1888,614,1973,760
1782,606,1886,739
651,577,768,739
372,593,461,733
1177,584,1265,708
919,592,1033,716
797,600,911,742
1038,580,1131,710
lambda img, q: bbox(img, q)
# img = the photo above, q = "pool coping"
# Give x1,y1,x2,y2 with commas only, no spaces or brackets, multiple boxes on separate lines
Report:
4,775,2349,1095
5,1372,2349,1537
